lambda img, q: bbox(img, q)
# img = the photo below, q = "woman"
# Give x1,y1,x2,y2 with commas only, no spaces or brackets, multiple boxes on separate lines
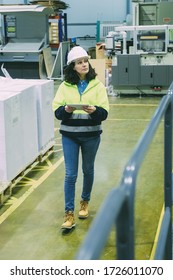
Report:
52,46,109,229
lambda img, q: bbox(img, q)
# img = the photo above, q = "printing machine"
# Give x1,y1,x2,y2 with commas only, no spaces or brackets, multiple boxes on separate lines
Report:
105,0,173,95
0,5,53,79
105,24,173,95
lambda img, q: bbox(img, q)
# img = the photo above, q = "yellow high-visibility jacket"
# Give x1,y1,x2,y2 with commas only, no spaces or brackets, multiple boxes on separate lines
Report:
52,77,109,138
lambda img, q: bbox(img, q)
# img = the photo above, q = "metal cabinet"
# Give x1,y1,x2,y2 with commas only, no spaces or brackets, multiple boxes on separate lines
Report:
138,2,173,25
0,5,53,79
111,65,118,86
153,66,168,86
167,66,173,86
112,55,172,88
112,55,140,86
140,66,153,85
141,65,168,86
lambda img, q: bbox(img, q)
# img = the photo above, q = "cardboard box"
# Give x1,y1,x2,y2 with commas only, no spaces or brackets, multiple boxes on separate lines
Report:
89,59,106,85
89,58,112,85
96,43,107,59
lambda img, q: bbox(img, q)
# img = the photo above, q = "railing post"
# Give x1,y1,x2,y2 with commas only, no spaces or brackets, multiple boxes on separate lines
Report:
164,96,173,259
116,166,136,260
116,195,135,260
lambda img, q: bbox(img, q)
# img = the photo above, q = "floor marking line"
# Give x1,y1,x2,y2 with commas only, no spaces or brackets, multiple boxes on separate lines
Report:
0,156,64,225
149,205,164,260
110,104,158,107
21,177,36,183
53,149,63,152
108,118,156,122
15,183,32,187
45,159,53,167
5,197,18,205
31,166,49,171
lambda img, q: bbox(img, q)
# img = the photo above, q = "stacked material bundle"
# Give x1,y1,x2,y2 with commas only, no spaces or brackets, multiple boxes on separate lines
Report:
11,79,55,155
29,0,69,11
0,86,38,190
0,77,54,192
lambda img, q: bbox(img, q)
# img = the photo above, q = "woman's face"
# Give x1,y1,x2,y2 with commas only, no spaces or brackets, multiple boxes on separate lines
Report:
74,57,89,79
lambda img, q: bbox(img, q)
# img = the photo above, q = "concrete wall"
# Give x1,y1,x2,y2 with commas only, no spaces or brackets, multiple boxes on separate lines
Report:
0,1,132,43
66,0,130,38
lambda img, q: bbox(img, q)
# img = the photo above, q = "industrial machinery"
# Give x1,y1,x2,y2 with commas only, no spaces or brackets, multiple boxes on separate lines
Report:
132,0,173,26
0,5,53,79
105,0,173,95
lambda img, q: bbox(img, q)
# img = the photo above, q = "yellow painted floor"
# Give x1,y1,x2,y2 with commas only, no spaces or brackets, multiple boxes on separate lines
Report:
0,86,168,260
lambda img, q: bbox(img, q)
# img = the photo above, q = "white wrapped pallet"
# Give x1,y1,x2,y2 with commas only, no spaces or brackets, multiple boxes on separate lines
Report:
0,92,27,190
1,78,55,155
18,86,39,166
0,92,23,190
1,84,39,163
32,80,55,155
0,87,39,192
14,79,55,155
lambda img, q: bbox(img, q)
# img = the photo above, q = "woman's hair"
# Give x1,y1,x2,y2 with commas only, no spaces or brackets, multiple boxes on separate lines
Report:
63,61,97,84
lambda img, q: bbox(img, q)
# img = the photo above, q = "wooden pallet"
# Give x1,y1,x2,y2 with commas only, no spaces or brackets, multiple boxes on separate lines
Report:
0,146,54,206
38,145,54,162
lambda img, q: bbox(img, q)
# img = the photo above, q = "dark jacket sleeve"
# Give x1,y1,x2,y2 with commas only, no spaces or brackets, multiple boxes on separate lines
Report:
54,106,73,121
90,106,108,123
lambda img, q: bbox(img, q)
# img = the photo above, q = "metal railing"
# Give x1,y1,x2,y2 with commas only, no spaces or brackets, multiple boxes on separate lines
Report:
75,83,173,260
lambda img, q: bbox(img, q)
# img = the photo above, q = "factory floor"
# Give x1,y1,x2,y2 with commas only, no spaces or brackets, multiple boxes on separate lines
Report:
0,83,170,260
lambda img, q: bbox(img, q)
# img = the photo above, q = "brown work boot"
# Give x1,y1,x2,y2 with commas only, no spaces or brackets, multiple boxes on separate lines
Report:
78,200,89,219
61,211,75,229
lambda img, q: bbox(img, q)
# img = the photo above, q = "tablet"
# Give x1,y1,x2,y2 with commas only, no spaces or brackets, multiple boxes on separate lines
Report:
67,104,89,110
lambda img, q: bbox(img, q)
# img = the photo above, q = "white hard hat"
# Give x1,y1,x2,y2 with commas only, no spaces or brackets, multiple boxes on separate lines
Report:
67,46,89,65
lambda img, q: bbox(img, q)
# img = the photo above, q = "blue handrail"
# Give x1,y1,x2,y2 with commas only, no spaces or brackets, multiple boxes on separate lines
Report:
75,83,173,260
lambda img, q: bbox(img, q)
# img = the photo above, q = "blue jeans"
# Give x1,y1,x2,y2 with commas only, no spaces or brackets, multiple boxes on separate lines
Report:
62,135,101,212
